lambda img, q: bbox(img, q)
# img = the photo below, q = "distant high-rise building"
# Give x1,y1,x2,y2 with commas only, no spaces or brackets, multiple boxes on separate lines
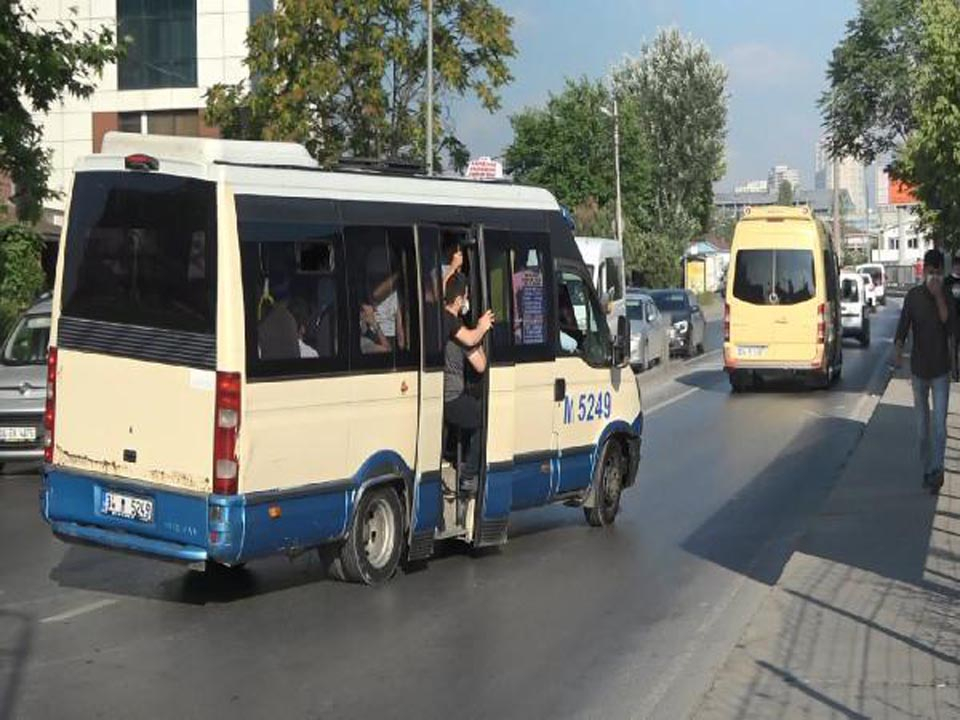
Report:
815,136,866,215
734,180,769,194
768,165,801,194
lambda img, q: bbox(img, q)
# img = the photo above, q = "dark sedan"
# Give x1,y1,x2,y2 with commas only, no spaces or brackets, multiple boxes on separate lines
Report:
649,289,706,358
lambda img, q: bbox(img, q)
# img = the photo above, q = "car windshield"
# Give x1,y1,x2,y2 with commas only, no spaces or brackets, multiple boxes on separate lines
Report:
841,279,859,302
2,314,51,365
626,298,645,320
650,292,688,312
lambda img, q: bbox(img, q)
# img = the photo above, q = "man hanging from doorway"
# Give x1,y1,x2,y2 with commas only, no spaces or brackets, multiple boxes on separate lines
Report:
443,273,495,523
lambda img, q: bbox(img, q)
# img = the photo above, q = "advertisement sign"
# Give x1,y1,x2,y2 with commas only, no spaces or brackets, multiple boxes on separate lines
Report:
465,156,504,181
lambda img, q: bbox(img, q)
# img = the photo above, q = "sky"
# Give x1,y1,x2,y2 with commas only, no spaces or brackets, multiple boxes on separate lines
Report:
451,0,860,191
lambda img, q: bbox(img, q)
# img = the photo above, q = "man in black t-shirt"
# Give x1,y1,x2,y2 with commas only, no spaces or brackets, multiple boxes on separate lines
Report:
442,274,494,507
895,249,957,494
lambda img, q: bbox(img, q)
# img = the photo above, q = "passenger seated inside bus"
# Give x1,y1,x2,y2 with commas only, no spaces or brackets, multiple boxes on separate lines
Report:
558,284,584,353
442,273,495,523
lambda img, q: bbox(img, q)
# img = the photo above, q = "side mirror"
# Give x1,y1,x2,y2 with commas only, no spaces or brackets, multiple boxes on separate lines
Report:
612,315,630,367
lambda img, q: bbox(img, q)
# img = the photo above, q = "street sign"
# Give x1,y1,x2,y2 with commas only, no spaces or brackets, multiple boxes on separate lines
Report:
465,156,504,181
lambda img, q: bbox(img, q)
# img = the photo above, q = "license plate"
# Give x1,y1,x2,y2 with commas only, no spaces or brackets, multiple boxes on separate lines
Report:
101,490,154,523
737,345,766,358
0,426,36,442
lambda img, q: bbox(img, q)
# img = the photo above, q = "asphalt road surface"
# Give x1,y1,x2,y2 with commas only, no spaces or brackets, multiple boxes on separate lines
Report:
0,302,900,720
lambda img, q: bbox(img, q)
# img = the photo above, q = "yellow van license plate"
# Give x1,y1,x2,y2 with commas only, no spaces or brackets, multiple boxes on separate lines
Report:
737,345,766,359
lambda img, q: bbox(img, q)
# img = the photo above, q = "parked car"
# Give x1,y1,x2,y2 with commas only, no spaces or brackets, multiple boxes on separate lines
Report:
840,272,870,347
860,272,877,310
649,288,706,358
0,295,52,471
626,290,668,371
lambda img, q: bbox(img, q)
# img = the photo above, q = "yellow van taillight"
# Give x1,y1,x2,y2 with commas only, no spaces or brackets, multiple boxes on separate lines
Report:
724,303,731,342
817,303,826,344
213,372,241,495
43,347,57,464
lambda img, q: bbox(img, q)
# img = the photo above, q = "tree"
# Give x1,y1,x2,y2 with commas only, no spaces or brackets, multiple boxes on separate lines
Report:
896,0,960,249
0,2,120,223
777,180,794,206
205,0,515,171
0,224,46,333
613,28,728,245
505,77,652,221
820,0,921,164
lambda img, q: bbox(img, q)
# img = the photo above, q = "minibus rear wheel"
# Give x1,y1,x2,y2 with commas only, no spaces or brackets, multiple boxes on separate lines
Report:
333,485,404,585
585,440,625,527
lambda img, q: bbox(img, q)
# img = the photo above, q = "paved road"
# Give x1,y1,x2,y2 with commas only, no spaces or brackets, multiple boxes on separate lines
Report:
0,303,900,720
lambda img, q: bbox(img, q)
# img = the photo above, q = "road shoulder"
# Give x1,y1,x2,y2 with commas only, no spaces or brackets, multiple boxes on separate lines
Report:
692,374,960,719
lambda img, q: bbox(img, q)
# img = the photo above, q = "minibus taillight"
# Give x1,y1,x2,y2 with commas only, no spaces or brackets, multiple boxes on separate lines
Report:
817,303,826,344
43,347,58,464
213,372,241,495
723,303,730,343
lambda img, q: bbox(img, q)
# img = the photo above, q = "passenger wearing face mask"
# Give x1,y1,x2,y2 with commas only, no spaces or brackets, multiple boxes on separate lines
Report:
895,249,958,495
442,273,495,510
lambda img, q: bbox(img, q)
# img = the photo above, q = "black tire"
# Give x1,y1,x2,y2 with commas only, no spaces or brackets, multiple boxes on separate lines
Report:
332,485,404,585
860,322,871,348
584,440,626,527
729,371,751,393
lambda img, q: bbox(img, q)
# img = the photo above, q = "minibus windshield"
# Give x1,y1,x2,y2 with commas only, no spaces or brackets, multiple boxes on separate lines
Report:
60,172,217,334
733,249,816,306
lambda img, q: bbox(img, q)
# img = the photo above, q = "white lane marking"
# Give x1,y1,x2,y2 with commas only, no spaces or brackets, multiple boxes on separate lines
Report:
647,387,700,415
41,598,118,624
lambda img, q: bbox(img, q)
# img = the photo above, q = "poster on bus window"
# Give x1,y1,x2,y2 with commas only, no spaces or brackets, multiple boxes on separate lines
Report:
513,268,545,345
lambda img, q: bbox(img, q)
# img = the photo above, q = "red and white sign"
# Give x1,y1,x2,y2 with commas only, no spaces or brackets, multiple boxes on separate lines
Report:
465,156,504,181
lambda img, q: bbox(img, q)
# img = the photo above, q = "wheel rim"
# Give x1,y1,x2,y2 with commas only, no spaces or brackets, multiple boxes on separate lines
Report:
362,497,396,569
602,448,623,511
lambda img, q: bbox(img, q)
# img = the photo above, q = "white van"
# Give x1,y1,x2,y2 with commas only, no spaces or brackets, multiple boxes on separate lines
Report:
575,237,626,334
856,263,886,305
40,134,643,584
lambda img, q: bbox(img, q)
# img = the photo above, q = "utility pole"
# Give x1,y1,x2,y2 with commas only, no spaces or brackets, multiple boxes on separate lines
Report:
425,0,433,176
613,96,623,248
832,157,842,255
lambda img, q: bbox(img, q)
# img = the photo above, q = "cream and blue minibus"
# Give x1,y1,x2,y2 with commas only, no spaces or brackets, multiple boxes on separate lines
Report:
40,133,643,584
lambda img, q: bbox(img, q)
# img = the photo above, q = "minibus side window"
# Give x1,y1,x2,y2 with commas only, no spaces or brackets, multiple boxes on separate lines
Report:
418,227,444,370
484,231,515,357
245,234,342,364
346,226,419,371
558,270,609,366
603,257,623,301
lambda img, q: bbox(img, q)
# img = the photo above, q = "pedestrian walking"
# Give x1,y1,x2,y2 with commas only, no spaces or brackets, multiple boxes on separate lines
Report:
894,249,958,494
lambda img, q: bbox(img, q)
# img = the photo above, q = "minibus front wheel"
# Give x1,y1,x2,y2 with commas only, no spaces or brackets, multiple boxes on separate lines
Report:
585,440,626,527
331,485,404,585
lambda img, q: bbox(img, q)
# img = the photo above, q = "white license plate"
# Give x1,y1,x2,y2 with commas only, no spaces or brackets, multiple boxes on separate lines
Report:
737,345,766,359
0,426,36,442
101,491,154,523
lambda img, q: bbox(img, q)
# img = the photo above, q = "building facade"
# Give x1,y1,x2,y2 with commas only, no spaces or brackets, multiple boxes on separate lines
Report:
767,165,800,194
815,137,867,217
27,0,272,211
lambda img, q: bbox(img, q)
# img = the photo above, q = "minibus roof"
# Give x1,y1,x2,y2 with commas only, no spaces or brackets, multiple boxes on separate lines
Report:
90,133,561,213
739,205,817,222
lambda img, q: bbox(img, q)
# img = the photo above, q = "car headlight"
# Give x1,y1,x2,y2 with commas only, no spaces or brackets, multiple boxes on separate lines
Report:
673,320,689,334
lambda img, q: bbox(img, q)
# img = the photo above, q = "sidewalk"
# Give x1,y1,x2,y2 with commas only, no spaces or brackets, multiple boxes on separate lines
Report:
693,375,960,719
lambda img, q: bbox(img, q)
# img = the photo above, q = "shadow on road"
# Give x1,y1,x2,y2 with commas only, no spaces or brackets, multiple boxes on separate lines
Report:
0,609,33,720
682,415,866,587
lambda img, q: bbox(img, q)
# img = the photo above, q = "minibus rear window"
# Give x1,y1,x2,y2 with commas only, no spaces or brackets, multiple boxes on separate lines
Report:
733,249,816,306
61,172,217,334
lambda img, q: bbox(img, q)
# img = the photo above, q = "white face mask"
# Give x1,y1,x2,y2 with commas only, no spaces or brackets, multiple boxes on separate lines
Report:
461,297,470,315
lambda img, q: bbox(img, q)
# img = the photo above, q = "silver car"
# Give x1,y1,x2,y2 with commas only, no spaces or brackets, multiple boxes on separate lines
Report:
0,296,52,470
626,291,668,371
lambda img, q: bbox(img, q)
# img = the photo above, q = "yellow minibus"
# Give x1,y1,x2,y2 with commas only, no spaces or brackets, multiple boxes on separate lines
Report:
724,205,842,392
40,134,643,584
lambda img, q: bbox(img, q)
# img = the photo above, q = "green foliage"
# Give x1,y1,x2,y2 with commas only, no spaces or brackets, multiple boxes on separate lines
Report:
613,28,728,242
506,29,726,288
820,0,920,163
505,78,653,220
777,180,794,206
205,0,515,171
709,213,737,246
843,247,868,267
0,2,120,222
0,224,46,333
896,0,960,250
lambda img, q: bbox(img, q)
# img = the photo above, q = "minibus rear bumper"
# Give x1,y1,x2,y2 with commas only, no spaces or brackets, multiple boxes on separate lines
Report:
41,467,243,566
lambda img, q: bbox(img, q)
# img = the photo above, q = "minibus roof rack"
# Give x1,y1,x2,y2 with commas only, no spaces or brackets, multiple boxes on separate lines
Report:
335,157,425,176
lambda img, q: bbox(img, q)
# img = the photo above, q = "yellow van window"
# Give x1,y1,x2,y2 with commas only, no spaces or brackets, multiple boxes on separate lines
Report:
733,249,816,306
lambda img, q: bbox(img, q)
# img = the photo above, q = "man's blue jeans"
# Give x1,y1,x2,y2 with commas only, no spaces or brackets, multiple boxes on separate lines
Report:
911,374,950,477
